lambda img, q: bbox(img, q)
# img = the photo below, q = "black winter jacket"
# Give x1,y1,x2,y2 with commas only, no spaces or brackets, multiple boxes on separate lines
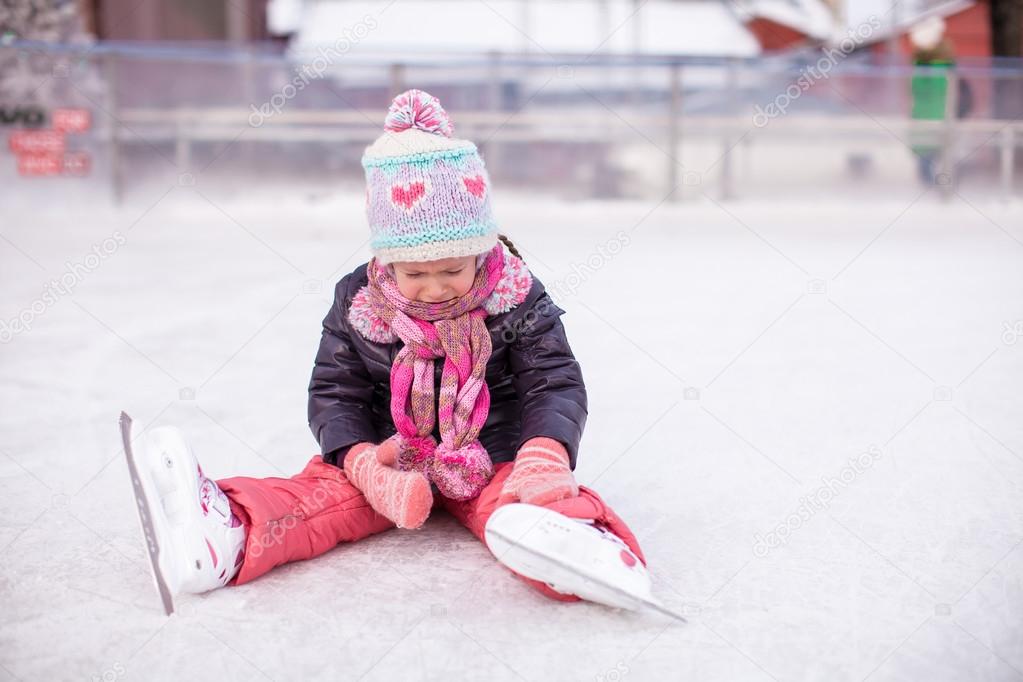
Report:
307,262,588,470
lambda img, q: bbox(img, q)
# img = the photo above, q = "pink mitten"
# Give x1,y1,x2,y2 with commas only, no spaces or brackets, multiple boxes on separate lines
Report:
497,437,579,506
343,442,433,529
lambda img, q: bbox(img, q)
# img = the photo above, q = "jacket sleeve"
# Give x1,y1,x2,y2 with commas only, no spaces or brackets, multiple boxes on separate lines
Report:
507,289,588,469
308,275,379,466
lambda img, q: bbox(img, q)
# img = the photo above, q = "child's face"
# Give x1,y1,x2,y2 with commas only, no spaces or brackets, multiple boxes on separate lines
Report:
391,255,478,303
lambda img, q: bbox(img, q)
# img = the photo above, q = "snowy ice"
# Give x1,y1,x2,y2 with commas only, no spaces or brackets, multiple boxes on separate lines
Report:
1,180,1021,681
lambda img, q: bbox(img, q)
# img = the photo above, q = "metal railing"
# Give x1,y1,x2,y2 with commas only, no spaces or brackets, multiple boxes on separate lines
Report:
2,40,1021,202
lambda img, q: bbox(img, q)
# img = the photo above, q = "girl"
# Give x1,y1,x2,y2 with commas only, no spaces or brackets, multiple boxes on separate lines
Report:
124,89,662,616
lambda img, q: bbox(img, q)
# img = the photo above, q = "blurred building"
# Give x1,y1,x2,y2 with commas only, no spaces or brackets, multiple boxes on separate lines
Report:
3,0,1009,59
264,0,1004,59
278,0,765,58
737,0,836,50
81,0,274,42
732,0,993,56
832,0,992,58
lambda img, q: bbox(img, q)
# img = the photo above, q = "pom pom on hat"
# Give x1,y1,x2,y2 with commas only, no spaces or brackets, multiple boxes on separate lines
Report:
384,89,454,138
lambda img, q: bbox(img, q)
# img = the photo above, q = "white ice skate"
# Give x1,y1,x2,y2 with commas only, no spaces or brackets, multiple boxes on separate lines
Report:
484,503,686,622
120,412,246,615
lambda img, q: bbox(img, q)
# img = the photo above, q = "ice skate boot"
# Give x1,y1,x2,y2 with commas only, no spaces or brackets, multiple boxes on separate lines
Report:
484,503,685,621
120,412,246,615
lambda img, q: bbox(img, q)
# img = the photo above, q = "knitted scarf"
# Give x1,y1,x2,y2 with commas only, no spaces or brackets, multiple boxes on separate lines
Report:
365,243,506,500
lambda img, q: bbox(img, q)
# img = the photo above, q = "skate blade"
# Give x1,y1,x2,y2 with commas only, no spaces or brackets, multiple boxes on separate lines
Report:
120,412,175,616
633,594,690,623
486,525,687,623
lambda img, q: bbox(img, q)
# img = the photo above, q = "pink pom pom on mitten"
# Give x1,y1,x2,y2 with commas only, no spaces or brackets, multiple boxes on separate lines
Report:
343,442,433,529
429,439,494,501
372,434,492,501
497,437,579,507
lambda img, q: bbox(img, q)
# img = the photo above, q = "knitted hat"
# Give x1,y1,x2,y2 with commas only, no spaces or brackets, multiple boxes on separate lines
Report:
362,89,500,265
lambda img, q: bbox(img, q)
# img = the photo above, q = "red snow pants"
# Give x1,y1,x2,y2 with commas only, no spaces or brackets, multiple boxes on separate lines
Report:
217,455,646,601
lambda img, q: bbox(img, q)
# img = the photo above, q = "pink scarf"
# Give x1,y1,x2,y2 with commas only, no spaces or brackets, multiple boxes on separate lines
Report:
366,243,505,500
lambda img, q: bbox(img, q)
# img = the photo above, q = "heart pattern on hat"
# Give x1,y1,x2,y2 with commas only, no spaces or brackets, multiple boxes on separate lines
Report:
463,175,486,198
391,181,426,210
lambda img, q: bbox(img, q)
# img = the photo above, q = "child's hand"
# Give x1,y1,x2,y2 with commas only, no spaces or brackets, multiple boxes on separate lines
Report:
343,442,433,529
497,437,579,507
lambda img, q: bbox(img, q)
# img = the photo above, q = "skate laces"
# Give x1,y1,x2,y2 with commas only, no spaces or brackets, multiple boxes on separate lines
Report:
197,464,241,528
571,518,631,551
592,523,631,551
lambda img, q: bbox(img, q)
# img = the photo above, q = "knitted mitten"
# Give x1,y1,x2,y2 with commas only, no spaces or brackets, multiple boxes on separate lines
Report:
497,437,579,506
343,442,433,529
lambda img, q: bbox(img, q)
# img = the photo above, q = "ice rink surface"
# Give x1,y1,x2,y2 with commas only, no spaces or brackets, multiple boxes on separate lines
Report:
1,182,1021,681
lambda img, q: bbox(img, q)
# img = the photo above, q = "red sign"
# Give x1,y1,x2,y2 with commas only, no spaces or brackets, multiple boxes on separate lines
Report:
52,108,91,134
18,153,63,176
7,108,92,178
9,129,65,155
16,151,91,177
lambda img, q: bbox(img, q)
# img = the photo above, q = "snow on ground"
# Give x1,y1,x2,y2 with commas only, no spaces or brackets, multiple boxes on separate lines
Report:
1,182,1021,681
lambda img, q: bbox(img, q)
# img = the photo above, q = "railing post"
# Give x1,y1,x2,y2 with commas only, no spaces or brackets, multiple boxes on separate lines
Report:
720,57,738,200
486,50,503,178
102,50,122,205
175,113,191,170
630,0,642,107
938,67,959,200
668,62,681,201
389,63,405,97
1000,126,1014,201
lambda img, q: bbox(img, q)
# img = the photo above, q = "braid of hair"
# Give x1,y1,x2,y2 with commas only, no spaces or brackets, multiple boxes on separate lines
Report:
498,233,523,261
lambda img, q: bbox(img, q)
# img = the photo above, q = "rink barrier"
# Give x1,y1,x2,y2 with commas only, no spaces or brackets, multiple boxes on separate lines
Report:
2,41,1021,202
